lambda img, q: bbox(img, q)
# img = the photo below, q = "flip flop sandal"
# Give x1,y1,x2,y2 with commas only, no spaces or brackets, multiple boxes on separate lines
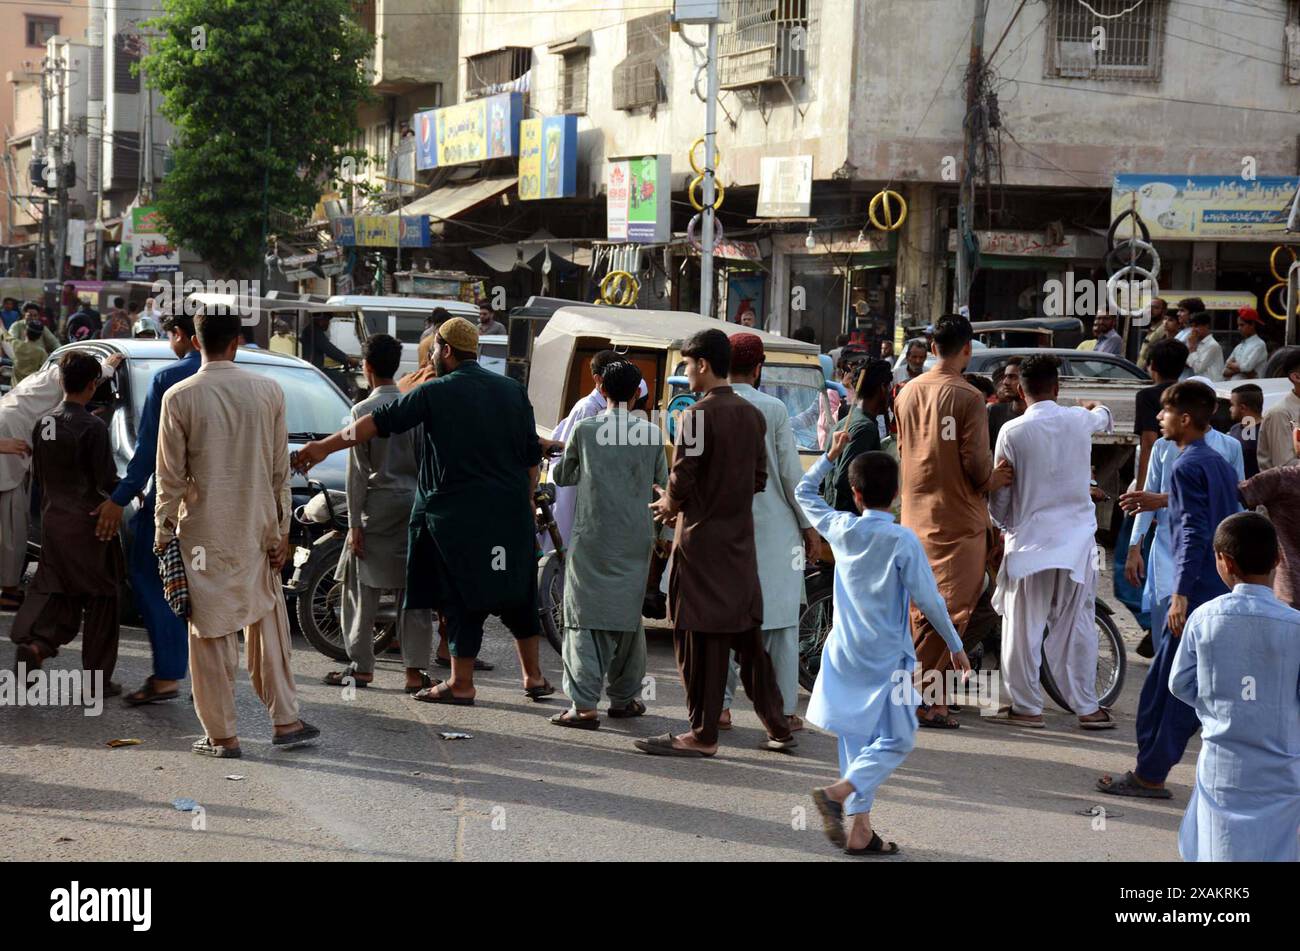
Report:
607,699,646,719
788,715,805,732
762,735,798,753
1096,771,1172,799
273,720,321,748
123,676,180,707
524,680,556,701
811,788,846,849
988,705,1045,728
634,732,714,758
550,710,600,730
1079,709,1116,730
435,657,495,671
412,682,475,706
844,831,900,857
917,712,961,729
323,669,370,688
717,712,733,731
404,672,433,695
192,737,241,758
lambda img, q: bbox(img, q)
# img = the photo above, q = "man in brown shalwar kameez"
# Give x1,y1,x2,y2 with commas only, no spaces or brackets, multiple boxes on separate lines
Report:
894,314,1012,729
637,329,796,758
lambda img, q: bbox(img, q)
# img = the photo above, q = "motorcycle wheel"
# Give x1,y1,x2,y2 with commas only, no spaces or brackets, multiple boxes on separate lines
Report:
537,551,565,655
295,538,397,661
1040,604,1127,713
797,569,835,691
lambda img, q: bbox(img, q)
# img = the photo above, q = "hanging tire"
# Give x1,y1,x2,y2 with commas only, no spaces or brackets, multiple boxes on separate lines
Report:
294,538,397,661
1040,603,1127,713
537,551,565,655
797,568,835,691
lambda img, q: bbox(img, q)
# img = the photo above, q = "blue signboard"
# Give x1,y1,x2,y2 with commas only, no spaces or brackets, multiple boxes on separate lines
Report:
518,115,578,201
413,92,523,171
330,215,432,248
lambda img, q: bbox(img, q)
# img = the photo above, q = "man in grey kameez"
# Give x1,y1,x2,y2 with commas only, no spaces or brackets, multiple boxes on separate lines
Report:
323,335,433,691
549,361,666,728
721,334,818,730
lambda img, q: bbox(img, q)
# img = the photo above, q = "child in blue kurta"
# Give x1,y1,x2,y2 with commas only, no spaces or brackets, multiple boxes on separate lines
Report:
797,430,970,856
1170,512,1300,862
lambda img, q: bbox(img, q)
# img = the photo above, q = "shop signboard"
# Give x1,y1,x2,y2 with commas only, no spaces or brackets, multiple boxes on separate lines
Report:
1112,174,1300,241
757,155,812,218
414,93,523,170
120,205,180,277
607,154,670,243
518,115,578,201
330,215,432,248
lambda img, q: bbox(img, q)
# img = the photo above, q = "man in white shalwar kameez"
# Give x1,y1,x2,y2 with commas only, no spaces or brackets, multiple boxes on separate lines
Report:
547,351,648,550
797,430,969,856
720,333,818,730
1170,512,1300,862
988,354,1115,729
155,312,318,758
0,353,123,608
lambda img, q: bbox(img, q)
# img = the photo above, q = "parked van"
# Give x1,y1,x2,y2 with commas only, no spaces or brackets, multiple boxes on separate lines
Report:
325,294,477,378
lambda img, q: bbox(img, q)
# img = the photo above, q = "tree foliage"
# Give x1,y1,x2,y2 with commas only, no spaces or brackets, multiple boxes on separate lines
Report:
142,0,373,275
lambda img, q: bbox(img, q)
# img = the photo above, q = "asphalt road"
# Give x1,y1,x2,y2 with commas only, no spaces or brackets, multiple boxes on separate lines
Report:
0,564,1193,862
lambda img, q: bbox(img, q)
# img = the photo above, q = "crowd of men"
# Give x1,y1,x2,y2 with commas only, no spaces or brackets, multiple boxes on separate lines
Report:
2,302,1297,862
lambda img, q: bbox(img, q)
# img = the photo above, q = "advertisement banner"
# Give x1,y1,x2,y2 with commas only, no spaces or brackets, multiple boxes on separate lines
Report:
757,155,812,218
414,93,522,170
119,205,180,277
330,216,431,247
518,115,578,201
1112,174,1300,241
607,155,670,243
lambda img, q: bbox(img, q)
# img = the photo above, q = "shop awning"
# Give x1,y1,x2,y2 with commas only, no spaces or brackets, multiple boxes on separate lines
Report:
386,175,515,224
472,229,586,273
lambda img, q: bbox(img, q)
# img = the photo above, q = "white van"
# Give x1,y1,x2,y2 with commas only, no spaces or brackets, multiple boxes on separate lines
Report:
326,295,478,378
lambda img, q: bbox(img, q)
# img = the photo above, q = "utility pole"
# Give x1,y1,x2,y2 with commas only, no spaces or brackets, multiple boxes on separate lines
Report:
53,54,69,285
956,0,989,311
699,20,719,319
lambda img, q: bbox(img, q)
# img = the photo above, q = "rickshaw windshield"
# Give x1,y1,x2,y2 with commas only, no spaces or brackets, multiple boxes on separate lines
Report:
759,364,826,452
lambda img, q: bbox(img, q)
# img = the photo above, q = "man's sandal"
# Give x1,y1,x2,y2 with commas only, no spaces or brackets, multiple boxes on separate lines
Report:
607,699,646,718
192,737,241,758
844,831,901,857
550,710,600,730
1096,771,1172,799
323,669,370,688
988,705,1045,728
412,682,474,706
1079,709,1116,730
811,788,846,849
123,676,180,706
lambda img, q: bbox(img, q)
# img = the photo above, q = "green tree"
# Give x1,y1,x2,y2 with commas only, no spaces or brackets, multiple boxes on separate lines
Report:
142,0,374,276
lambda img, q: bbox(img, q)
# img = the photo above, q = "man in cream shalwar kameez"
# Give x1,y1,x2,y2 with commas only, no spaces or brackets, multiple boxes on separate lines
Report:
721,334,816,727
0,355,121,607
156,314,316,756
326,335,432,689
987,355,1115,728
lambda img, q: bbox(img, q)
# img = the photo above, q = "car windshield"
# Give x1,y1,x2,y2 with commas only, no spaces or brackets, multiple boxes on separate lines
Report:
129,359,352,436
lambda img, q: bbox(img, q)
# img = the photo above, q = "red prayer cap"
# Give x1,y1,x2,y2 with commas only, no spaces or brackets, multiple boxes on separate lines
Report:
730,332,766,371
1237,306,1262,324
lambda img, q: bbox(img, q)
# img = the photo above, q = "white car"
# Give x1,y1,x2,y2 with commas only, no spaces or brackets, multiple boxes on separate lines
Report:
326,294,478,379
1210,376,1294,415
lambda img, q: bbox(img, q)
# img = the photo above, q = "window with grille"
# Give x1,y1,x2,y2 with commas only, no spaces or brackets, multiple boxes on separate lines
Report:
114,33,141,94
718,0,813,89
1045,0,1166,82
466,47,532,99
614,12,669,111
26,15,59,48
558,50,589,115
1287,1,1300,84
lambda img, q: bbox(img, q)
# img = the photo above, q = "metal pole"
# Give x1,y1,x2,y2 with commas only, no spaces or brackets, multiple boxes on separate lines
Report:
955,0,989,311
699,21,719,318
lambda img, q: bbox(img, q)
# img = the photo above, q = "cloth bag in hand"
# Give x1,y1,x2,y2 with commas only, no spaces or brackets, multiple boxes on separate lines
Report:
155,537,191,619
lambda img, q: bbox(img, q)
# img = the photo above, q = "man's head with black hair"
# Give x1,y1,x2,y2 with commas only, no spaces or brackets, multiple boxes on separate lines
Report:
680,329,731,391
1159,380,1216,444
790,326,816,344
1278,347,1300,394
1214,511,1279,585
60,350,101,399
848,451,899,512
1190,311,1212,328
1018,353,1062,401
835,333,851,348
194,310,243,358
1147,337,1188,383
362,333,403,381
1176,298,1203,325
855,358,894,413
931,314,973,365
1228,383,1263,422
162,312,196,359
600,360,643,405
965,373,995,399
590,349,620,379
428,307,451,328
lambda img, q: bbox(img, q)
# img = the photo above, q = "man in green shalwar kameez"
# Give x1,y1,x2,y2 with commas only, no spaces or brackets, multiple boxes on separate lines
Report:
548,361,667,729
293,317,555,704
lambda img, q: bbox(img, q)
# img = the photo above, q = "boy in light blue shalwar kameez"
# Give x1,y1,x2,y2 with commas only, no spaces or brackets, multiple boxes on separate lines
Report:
797,430,970,857
1169,512,1300,862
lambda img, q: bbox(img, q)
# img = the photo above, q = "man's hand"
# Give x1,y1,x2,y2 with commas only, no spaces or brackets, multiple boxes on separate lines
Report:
649,484,679,526
988,458,1014,492
1079,400,1100,411
801,526,821,565
950,649,972,682
91,499,124,542
0,438,31,457
268,534,290,571
1166,594,1188,638
1119,490,1166,515
826,428,850,462
103,353,125,371
348,526,365,560
1124,546,1146,588
540,437,565,458
1224,359,1240,377
291,442,325,475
